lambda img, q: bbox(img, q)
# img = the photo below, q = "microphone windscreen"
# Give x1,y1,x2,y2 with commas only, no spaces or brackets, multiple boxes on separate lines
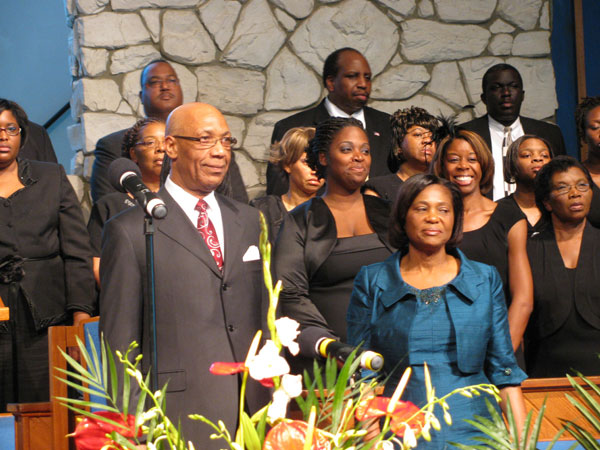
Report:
108,158,142,192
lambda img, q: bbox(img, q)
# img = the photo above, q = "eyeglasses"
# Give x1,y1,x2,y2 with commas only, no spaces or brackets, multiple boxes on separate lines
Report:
172,135,237,150
135,137,165,151
408,130,433,141
552,182,591,196
0,126,21,136
145,77,179,89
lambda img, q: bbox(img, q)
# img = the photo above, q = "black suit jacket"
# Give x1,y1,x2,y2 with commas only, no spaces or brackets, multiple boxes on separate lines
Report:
273,195,395,358
90,128,249,203
460,115,567,156
267,99,394,195
20,121,58,163
99,189,268,448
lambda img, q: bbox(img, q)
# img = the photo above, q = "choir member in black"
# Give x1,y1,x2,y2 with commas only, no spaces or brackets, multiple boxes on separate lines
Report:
0,99,96,411
575,96,600,226
273,117,394,374
431,128,533,355
87,118,165,285
526,156,600,377
499,135,554,236
250,127,323,242
364,106,438,201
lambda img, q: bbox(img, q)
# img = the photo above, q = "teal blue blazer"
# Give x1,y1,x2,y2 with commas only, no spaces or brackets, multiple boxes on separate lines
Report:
347,250,526,387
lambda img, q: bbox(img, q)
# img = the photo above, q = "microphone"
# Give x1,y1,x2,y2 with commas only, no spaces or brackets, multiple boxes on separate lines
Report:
318,338,384,372
108,158,168,219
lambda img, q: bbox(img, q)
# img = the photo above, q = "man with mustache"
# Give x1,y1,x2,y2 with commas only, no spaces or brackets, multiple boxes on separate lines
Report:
267,48,394,195
100,102,268,448
90,59,248,203
461,63,566,200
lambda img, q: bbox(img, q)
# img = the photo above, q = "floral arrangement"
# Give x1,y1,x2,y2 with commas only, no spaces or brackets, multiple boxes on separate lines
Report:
56,213,502,450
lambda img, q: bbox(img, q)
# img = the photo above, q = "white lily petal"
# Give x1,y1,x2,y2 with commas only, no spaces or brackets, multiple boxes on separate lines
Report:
275,317,301,356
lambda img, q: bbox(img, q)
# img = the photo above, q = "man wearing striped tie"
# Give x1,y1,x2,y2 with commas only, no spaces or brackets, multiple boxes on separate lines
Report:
461,63,566,200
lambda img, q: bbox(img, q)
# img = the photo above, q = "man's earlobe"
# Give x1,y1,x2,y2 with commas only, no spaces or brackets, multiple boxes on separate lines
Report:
325,77,334,93
480,92,487,105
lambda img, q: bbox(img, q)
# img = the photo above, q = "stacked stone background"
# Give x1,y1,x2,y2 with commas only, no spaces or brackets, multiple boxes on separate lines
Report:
64,0,556,201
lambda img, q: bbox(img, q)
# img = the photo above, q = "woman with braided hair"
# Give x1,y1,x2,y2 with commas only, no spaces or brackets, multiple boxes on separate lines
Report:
273,117,395,374
87,118,165,284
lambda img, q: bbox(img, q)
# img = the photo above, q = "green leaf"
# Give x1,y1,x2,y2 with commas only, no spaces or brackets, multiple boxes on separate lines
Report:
55,396,118,413
122,365,130,416
110,431,139,450
255,407,268,444
107,342,119,405
240,411,261,450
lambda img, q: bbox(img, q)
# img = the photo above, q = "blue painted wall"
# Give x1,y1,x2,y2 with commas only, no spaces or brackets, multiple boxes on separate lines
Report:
0,1,75,171
552,0,600,158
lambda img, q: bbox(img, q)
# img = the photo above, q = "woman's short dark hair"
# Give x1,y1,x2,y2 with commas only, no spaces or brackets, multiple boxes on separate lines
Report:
306,117,365,179
121,117,162,158
389,173,463,251
504,134,554,184
0,98,29,149
575,96,600,144
389,106,439,172
430,128,494,194
534,155,593,219
270,127,315,169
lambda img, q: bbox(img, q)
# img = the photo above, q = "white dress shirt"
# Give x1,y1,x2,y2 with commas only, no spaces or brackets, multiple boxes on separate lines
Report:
488,115,524,200
165,175,225,258
324,97,366,130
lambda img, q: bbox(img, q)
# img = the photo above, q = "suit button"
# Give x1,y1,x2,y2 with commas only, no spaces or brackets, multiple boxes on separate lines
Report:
3,200,10,207
228,325,235,332
222,283,228,291
504,368,512,376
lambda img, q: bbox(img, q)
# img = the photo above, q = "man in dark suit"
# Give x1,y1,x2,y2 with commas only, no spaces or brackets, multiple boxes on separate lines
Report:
20,120,58,163
461,63,566,200
268,48,393,195
99,102,268,448
90,59,248,203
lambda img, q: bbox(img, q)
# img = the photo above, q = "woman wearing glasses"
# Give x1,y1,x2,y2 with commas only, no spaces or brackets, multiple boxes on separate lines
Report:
87,118,165,283
0,99,95,411
526,156,600,377
364,106,438,201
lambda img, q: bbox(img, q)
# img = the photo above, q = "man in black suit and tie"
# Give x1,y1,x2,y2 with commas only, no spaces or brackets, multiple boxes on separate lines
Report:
267,48,393,195
99,103,268,448
90,59,248,203
461,63,566,200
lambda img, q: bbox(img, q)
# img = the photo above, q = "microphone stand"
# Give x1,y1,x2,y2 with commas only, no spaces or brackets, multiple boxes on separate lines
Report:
144,215,159,393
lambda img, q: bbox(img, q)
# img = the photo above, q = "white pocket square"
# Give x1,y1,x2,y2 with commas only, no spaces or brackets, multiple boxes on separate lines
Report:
242,245,260,262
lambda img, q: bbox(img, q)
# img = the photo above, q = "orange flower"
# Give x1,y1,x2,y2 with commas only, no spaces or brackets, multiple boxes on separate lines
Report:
355,397,425,437
263,420,331,450
71,411,141,450
209,362,246,375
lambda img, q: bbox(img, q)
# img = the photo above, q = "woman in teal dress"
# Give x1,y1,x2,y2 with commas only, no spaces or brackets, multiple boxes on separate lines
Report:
347,174,527,449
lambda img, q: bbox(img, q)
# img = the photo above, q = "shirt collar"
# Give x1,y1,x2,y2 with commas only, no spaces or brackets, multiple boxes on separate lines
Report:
164,175,218,213
488,115,522,134
377,250,485,308
324,97,366,129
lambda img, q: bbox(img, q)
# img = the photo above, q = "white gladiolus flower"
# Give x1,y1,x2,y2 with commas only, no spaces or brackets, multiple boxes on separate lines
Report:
403,424,417,448
247,340,290,381
267,374,303,421
280,374,302,398
275,317,300,355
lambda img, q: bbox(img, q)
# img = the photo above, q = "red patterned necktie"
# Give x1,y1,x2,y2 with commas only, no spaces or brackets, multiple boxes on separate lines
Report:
195,199,224,271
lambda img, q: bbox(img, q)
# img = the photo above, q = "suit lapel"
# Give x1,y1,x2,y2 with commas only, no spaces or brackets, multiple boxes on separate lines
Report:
157,188,223,278
217,194,244,279
312,99,331,125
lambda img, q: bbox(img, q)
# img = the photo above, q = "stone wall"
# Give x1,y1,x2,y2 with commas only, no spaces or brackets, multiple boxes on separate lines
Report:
64,0,556,199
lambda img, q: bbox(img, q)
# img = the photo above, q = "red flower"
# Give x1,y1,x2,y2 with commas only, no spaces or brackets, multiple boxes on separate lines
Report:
355,397,425,437
209,361,276,387
209,362,247,375
71,411,141,450
263,420,331,450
